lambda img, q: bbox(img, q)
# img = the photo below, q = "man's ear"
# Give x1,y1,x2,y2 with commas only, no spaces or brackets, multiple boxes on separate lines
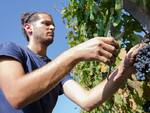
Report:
23,23,33,34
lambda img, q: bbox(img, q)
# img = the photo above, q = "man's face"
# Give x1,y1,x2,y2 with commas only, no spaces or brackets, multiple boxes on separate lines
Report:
31,14,55,45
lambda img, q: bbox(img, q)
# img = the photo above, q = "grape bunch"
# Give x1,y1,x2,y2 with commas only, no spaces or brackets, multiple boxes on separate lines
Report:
143,101,150,112
134,45,150,81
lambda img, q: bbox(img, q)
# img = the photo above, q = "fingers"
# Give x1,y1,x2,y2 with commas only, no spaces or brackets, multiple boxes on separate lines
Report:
76,37,119,63
95,37,118,64
127,43,145,58
97,49,116,65
97,56,115,65
96,56,111,65
98,49,113,59
100,37,119,49
123,43,145,68
100,42,117,56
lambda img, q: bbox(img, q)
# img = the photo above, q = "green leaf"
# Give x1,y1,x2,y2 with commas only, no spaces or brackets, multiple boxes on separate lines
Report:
114,93,123,105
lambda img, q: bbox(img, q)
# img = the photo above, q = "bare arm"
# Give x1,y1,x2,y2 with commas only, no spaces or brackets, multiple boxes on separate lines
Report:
0,48,78,108
63,64,130,111
63,44,144,111
0,37,118,109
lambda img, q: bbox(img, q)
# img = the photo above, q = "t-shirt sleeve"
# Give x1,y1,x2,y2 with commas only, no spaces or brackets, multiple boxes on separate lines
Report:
0,42,24,63
61,73,73,85
58,73,73,95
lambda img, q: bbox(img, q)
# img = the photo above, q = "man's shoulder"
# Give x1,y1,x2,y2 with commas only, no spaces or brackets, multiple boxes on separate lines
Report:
0,42,26,61
0,42,20,48
0,42,24,52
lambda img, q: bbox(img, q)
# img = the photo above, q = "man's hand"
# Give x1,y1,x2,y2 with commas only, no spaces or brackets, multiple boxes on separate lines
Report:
121,43,145,73
72,37,119,65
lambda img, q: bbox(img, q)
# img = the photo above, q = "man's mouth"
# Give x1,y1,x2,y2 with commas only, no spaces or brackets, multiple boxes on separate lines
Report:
47,32,54,36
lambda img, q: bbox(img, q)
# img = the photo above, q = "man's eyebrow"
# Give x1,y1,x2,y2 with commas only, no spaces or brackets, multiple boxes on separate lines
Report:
41,20,55,25
41,20,52,23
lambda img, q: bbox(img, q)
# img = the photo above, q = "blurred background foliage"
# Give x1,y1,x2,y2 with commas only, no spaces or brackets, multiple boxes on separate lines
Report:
61,0,150,112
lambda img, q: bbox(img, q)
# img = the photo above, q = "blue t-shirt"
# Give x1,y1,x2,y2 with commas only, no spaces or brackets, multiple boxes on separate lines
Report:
0,42,72,113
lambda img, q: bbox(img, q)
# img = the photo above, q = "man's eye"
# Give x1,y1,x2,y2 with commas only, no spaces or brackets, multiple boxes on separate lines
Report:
42,21,55,27
44,22,50,26
42,21,50,26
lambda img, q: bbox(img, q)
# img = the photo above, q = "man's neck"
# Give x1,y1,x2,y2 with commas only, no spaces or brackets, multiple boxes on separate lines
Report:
27,42,47,57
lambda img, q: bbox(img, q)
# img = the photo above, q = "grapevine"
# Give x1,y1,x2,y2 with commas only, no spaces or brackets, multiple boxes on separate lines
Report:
62,0,150,113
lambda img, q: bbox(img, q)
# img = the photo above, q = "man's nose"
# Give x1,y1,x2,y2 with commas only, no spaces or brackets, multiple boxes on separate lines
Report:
50,25,55,30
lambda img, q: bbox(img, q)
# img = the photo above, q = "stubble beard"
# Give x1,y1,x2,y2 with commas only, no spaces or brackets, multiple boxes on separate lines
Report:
42,36,54,46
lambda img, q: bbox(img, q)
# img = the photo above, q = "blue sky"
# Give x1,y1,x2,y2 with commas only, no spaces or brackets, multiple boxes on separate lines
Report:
0,0,80,113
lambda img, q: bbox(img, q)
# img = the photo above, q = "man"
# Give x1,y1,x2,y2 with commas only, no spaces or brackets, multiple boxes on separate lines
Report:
0,12,143,113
